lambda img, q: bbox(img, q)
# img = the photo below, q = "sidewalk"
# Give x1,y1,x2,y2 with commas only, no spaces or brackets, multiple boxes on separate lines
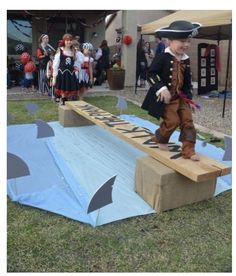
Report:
7,84,232,137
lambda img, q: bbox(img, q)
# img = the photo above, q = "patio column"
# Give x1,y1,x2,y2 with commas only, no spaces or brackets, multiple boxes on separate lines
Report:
31,17,47,56
121,11,137,88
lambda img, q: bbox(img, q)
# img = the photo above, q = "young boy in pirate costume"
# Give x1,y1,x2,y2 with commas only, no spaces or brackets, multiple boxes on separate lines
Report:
142,20,201,161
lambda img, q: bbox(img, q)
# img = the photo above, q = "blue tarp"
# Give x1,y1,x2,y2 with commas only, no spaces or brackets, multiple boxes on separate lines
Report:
7,117,232,227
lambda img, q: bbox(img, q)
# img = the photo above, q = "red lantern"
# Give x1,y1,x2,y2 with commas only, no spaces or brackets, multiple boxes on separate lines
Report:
24,61,36,73
123,34,133,45
20,52,31,65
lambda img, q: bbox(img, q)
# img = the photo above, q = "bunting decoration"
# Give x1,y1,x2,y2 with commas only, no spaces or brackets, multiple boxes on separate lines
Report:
24,10,55,21
78,15,106,28
23,10,107,29
11,19,32,28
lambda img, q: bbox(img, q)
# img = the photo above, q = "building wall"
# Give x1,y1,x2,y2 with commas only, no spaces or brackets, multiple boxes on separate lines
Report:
106,10,174,87
106,10,172,46
84,15,106,50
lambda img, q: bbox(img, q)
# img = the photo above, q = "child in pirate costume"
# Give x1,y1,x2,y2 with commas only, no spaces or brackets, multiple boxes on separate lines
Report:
78,43,94,100
72,39,85,94
142,20,201,161
52,34,81,104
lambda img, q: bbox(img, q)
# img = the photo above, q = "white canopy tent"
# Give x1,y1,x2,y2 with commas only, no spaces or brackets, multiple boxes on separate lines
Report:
141,10,231,39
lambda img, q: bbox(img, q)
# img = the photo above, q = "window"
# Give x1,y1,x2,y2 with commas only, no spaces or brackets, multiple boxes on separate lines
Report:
7,18,32,55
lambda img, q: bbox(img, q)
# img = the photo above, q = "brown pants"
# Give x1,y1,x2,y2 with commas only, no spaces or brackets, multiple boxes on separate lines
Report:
155,97,196,158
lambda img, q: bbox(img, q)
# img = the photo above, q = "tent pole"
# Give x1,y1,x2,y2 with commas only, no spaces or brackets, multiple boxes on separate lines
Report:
135,34,143,94
222,38,231,118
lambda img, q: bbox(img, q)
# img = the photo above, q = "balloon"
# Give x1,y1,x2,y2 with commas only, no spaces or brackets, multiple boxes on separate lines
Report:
15,43,25,54
20,52,31,65
24,61,36,73
123,34,133,45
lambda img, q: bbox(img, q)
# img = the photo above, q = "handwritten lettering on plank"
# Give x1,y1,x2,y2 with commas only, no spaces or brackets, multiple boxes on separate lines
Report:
78,103,182,159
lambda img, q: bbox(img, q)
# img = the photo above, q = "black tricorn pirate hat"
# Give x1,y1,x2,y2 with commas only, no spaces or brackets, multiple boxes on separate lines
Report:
155,20,201,39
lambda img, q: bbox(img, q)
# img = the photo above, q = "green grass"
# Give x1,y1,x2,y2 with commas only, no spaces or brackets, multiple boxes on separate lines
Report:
7,96,231,272
7,99,59,125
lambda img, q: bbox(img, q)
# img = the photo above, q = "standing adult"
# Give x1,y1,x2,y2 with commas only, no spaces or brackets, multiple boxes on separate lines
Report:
154,35,166,57
136,38,147,88
36,34,55,94
94,40,110,85
144,41,155,68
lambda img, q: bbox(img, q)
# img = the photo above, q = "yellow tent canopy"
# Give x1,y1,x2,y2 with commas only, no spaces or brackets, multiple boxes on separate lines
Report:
141,10,232,40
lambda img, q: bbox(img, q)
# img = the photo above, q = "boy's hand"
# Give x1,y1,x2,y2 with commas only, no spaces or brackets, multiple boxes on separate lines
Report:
189,103,199,112
160,89,171,104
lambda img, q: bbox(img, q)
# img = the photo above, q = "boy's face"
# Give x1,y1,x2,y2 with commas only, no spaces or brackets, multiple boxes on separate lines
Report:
169,38,191,55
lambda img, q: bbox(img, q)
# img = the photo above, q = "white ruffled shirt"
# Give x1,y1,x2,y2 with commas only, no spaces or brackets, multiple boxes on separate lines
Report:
52,48,84,77
75,51,85,69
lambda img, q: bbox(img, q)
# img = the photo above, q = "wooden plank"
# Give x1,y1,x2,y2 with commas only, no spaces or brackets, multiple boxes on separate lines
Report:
66,101,231,182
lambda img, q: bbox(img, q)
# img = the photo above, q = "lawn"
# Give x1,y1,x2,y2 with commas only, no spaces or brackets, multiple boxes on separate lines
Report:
7,97,232,272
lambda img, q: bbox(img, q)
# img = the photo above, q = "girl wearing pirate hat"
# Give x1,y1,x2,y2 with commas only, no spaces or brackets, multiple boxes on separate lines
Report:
142,20,201,161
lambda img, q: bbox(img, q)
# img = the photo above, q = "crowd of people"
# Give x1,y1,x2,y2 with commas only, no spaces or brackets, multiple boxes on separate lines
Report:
7,33,168,104
7,34,111,104
39,35,111,104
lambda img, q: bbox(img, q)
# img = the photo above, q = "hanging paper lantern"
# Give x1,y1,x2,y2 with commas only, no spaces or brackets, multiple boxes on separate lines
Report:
20,52,31,65
15,61,24,71
123,34,133,45
24,61,36,73
15,43,26,54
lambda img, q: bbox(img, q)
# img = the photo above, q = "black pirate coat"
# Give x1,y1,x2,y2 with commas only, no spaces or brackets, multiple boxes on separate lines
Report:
141,52,193,119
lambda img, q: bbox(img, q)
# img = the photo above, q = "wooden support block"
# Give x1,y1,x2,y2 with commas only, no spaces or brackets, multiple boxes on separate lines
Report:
59,105,94,127
135,156,216,213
